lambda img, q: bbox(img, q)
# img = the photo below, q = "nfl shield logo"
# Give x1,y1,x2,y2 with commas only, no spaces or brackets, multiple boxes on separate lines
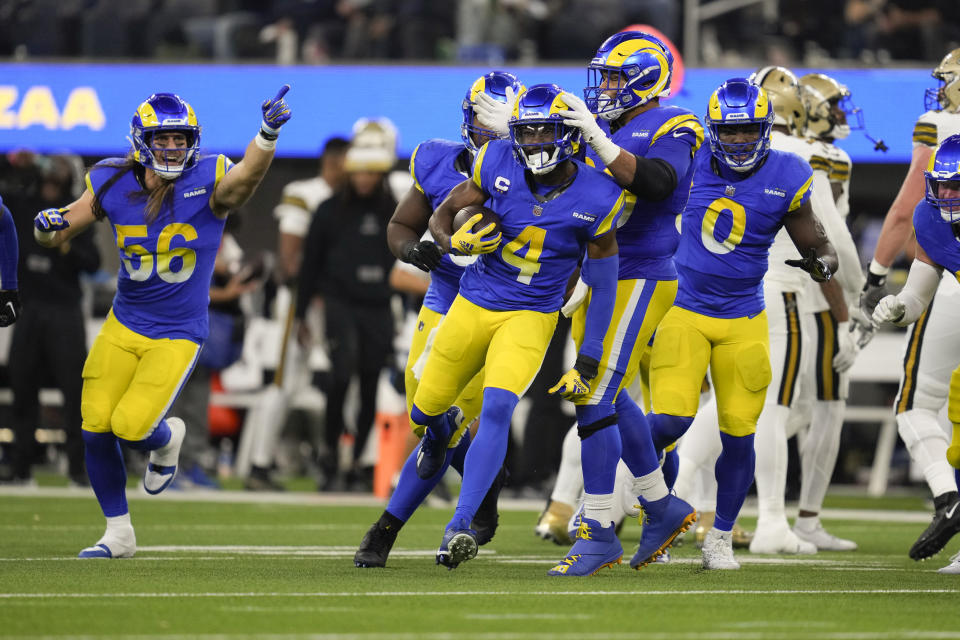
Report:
725,185,736,196
533,204,543,216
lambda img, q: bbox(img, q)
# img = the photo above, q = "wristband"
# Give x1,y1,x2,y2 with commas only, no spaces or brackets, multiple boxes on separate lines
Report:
254,132,277,151
591,134,621,166
868,259,889,278
574,353,600,381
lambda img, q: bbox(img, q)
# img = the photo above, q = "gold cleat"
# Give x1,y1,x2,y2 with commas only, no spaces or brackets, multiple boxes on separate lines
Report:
535,499,575,546
693,511,753,548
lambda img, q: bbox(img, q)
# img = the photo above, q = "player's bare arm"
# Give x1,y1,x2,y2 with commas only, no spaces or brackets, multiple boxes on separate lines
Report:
212,85,292,216
783,199,839,280
388,185,443,271
872,144,933,267
430,178,487,253
587,225,618,260
33,189,96,248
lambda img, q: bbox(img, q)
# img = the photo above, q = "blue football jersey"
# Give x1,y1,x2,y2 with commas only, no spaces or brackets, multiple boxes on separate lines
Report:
409,139,471,314
86,154,233,342
674,147,814,318
913,200,960,280
462,139,627,312
586,105,703,281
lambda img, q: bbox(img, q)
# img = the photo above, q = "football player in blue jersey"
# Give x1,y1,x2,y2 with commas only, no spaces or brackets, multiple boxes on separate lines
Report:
534,30,702,574
0,195,20,327
415,83,626,570
33,87,292,558
645,78,837,570
873,133,960,573
353,71,523,568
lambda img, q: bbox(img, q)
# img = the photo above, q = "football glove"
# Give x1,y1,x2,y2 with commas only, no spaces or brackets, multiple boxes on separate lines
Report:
849,309,876,349
832,320,858,373
859,270,887,319
260,85,292,139
872,294,905,326
403,240,443,272
785,248,831,282
473,85,515,138
450,212,501,256
0,290,20,327
34,207,70,232
558,92,620,166
548,354,599,402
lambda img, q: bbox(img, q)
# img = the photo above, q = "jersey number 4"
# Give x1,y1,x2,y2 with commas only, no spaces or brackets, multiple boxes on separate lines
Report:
501,225,546,284
116,223,198,283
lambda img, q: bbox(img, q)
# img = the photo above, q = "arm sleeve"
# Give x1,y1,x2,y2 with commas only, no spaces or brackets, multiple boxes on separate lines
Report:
578,253,618,362
0,204,18,290
809,172,864,298
894,259,942,326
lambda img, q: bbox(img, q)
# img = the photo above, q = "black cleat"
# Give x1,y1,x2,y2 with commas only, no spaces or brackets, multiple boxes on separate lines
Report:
910,496,960,560
472,465,509,545
354,517,401,568
245,466,285,492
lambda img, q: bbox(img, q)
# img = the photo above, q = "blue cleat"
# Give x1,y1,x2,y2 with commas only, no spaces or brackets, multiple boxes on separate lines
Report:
547,516,623,576
630,495,696,570
436,526,478,570
416,406,462,479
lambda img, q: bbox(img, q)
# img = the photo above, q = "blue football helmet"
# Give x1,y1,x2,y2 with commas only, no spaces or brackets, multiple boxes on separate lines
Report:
130,93,201,180
461,71,525,152
584,31,672,121
705,78,774,172
509,84,582,175
924,133,960,222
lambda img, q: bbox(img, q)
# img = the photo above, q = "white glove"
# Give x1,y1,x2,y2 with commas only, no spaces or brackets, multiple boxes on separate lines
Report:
872,294,905,326
832,320,858,373
473,85,515,138
558,92,620,165
848,306,876,349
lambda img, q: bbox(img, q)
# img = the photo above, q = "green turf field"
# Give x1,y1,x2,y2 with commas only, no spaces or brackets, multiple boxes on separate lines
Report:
1,488,958,639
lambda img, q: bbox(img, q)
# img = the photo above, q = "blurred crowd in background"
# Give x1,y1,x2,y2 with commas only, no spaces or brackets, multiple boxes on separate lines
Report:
0,0,957,66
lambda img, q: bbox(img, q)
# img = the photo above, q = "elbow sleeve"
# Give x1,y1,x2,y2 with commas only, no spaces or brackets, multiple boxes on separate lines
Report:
627,157,677,202
897,259,942,325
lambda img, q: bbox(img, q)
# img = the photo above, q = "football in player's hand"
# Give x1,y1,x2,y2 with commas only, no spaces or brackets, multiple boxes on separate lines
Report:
454,205,501,236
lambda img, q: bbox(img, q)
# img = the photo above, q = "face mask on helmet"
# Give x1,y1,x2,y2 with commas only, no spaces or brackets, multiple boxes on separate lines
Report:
925,134,960,222
924,49,960,113
509,84,581,175
584,31,672,121
129,93,201,180
706,79,774,172
461,71,525,152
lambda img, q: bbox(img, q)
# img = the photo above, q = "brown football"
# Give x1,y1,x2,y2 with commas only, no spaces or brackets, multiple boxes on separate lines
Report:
453,204,501,236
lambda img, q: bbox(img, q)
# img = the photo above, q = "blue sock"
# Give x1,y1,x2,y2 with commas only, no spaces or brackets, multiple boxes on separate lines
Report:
955,468,960,491
386,432,471,522
82,430,128,518
120,419,171,451
649,413,693,453
450,430,471,475
409,404,448,439
449,388,517,530
714,432,756,531
662,448,679,490
576,404,621,495
615,393,659,477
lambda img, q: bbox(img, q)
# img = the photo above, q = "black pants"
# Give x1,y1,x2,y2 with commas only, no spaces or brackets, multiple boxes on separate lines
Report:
322,297,393,472
8,301,86,479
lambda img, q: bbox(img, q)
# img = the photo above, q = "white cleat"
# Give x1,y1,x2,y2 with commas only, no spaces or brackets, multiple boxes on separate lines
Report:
702,528,740,570
750,523,818,555
938,551,960,574
793,521,857,551
143,417,186,495
78,526,136,559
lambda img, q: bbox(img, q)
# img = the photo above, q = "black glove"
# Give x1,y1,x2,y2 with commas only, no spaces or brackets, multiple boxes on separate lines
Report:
0,290,20,327
859,269,887,318
785,248,831,282
403,240,443,272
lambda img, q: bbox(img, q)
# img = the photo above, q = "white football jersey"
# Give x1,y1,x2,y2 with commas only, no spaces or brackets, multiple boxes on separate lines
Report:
273,176,335,238
913,110,960,148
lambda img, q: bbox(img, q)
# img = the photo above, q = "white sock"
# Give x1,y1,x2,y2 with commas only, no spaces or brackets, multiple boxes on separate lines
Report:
897,410,957,497
583,492,616,528
798,399,845,512
106,513,132,534
794,515,819,532
634,466,668,502
550,423,584,506
696,464,718,513
754,403,790,525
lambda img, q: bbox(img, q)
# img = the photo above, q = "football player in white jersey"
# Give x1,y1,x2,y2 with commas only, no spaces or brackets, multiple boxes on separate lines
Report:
781,72,873,550
241,136,348,491
861,48,960,562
